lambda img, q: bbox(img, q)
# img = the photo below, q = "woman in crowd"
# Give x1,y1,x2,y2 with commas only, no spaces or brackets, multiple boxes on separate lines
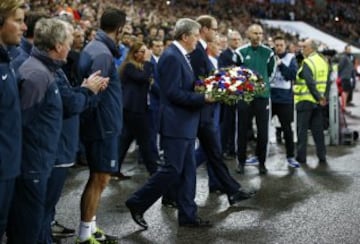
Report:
113,41,159,178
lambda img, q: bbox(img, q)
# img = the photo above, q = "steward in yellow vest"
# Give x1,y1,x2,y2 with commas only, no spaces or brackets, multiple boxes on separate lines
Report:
293,38,330,165
294,52,329,105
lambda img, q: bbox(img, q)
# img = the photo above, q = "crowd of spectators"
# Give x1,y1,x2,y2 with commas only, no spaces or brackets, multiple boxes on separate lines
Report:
24,0,360,52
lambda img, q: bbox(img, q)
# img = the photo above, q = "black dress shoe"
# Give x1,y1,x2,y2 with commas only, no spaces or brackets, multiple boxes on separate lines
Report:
222,152,235,160
259,165,268,175
236,164,245,174
179,217,212,228
318,159,328,164
209,187,226,195
228,189,255,206
161,198,178,208
295,157,306,164
125,201,148,229
111,172,132,181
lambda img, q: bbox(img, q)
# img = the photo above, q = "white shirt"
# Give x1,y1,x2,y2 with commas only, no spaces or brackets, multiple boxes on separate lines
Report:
208,55,218,69
199,38,207,50
173,41,192,70
152,54,160,63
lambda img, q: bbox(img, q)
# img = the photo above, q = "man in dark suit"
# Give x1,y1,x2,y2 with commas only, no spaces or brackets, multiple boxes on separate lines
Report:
218,30,242,159
148,37,164,164
126,18,213,229
190,15,254,204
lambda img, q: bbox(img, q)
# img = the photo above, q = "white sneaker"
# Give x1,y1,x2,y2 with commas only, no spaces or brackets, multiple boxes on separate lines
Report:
245,156,259,165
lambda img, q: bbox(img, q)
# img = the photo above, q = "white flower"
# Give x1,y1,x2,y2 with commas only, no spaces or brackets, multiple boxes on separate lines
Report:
228,85,237,92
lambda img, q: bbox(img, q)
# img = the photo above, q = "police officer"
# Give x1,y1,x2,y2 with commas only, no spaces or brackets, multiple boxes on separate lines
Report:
294,38,330,165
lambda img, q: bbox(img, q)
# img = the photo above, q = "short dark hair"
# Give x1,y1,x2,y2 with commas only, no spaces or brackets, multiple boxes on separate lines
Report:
24,11,49,38
273,35,285,42
196,15,214,29
148,37,163,48
100,7,126,33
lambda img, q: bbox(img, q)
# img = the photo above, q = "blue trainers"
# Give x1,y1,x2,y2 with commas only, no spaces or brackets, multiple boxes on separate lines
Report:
245,156,259,165
287,157,300,168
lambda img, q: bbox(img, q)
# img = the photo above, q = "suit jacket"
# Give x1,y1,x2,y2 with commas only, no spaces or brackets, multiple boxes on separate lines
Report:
121,61,152,114
149,55,160,110
190,41,218,124
158,43,205,139
218,48,241,68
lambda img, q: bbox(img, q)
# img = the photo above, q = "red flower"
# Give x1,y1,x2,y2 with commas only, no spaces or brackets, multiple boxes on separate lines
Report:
237,85,244,91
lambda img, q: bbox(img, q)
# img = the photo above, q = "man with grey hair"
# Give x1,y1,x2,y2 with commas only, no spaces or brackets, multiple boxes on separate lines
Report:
294,38,330,165
6,18,70,243
126,18,214,229
0,0,27,241
36,21,108,244
218,30,242,160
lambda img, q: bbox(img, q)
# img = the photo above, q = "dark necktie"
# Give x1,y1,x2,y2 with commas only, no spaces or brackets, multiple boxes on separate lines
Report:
232,51,240,66
185,54,192,70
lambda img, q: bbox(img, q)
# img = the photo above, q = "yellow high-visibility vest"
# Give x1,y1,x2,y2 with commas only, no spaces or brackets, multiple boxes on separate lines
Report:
294,52,329,104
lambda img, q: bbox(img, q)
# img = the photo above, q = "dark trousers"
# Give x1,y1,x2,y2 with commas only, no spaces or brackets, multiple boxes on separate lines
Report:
118,110,158,174
220,104,236,155
296,102,326,163
0,178,15,242
126,137,198,224
237,98,270,165
272,103,295,158
197,122,240,195
147,108,160,161
7,174,48,244
195,145,222,190
195,105,222,190
38,167,69,244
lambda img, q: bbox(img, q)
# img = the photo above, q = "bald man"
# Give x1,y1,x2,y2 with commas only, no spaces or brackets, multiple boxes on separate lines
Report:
235,24,276,175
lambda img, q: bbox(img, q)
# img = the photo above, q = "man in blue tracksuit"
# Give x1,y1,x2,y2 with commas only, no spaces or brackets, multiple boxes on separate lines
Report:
77,8,126,243
11,12,49,71
0,1,27,241
38,26,108,244
6,18,66,244
11,12,78,241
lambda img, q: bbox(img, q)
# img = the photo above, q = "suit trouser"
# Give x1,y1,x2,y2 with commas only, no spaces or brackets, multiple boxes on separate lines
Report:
118,110,158,174
272,103,295,158
195,144,222,190
0,178,15,242
296,102,326,163
220,104,236,154
38,167,69,244
7,174,48,244
195,105,223,190
147,108,160,161
197,122,240,195
237,98,270,165
127,137,198,224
